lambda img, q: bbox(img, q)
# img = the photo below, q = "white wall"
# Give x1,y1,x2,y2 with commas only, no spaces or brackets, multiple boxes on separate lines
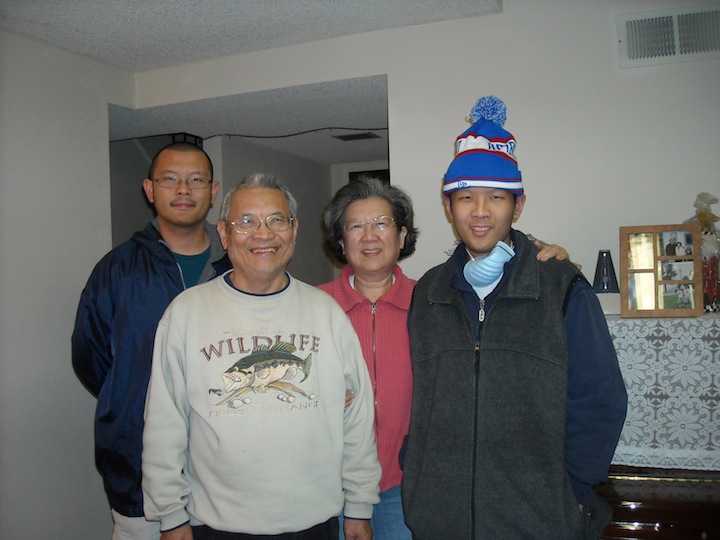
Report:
132,0,720,279
110,136,174,246
1,0,718,537
0,31,133,539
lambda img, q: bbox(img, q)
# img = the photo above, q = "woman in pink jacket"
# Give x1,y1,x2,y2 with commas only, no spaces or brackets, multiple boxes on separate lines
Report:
318,176,417,540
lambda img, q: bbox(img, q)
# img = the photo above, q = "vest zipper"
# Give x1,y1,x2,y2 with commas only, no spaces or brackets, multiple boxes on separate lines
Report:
478,298,486,322
472,340,481,539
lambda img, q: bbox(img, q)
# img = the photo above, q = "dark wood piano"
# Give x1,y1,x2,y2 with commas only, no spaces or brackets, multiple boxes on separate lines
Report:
597,465,720,539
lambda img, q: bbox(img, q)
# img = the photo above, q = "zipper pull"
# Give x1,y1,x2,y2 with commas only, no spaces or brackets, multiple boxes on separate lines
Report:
478,298,486,322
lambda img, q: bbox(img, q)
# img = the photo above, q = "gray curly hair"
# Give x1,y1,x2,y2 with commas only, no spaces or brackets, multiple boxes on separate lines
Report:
322,176,418,264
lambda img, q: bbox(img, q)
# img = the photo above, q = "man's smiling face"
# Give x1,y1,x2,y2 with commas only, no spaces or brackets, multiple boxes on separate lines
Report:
444,187,525,258
218,187,298,294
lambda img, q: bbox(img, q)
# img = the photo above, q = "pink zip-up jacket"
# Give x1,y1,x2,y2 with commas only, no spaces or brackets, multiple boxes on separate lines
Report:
319,264,415,492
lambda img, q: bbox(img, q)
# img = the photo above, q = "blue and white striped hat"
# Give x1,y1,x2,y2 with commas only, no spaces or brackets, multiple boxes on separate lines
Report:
443,96,523,196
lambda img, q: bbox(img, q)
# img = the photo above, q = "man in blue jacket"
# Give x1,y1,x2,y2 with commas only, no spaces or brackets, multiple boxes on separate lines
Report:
401,97,627,539
72,142,230,540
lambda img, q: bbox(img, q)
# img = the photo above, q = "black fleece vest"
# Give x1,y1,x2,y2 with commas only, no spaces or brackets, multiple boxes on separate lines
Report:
403,233,602,539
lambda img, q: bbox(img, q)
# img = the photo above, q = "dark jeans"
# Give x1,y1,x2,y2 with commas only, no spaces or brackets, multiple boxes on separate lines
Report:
192,517,339,540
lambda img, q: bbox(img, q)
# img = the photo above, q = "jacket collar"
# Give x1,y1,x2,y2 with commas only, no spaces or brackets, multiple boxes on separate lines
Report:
427,230,541,306
135,220,231,276
332,263,414,311
145,218,228,264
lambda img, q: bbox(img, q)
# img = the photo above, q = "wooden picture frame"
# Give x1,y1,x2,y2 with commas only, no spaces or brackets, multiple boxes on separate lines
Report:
619,224,703,317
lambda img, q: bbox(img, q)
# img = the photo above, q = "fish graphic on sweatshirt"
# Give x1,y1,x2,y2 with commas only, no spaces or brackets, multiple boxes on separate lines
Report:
215,341,313,407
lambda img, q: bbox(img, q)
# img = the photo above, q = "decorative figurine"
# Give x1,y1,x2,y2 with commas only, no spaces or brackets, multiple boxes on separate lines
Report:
684,192,720,312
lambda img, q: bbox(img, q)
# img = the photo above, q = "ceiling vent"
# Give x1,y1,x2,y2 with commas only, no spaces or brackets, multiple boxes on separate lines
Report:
616,4,720,68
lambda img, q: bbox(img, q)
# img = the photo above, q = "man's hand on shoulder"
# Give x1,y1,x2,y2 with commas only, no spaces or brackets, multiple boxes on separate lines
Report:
531,237,581,269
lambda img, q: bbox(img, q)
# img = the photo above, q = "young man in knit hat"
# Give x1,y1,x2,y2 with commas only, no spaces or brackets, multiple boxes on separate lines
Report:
401,96,627,539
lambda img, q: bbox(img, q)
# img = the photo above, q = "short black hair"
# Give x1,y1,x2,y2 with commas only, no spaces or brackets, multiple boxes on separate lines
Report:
147,142,214,180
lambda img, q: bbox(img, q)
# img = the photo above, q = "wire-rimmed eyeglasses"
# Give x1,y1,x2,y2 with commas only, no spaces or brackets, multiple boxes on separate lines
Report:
230,214,295,235
343,215,396,234
152,176,213,189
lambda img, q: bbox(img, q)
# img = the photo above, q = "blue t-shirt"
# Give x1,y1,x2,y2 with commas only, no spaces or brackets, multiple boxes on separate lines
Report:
173,246,211,287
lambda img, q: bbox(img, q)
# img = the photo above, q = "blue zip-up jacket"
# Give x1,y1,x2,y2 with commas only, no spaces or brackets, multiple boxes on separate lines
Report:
71,220,230,517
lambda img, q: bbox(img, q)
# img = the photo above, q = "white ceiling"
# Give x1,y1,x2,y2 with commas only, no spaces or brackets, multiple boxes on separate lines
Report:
0,0,501,164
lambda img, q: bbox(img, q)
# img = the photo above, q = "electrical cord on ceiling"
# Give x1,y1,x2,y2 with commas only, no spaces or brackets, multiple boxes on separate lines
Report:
203,126,388,141
109,126,388,144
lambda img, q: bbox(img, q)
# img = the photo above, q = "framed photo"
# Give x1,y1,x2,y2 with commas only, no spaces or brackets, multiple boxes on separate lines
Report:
619,224,703,317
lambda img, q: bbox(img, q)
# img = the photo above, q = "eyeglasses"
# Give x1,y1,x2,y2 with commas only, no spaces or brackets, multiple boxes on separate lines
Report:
343,215,396,234
230,214,295,234
152,176,213,189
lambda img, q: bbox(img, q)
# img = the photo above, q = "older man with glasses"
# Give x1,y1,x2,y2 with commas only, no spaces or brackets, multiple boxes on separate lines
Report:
141,173,381,540
72,142,231,540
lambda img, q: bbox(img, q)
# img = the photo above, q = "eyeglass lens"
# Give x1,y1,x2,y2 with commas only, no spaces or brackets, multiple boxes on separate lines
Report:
344,216,395,233
153,177,211,189
232,215,293,234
